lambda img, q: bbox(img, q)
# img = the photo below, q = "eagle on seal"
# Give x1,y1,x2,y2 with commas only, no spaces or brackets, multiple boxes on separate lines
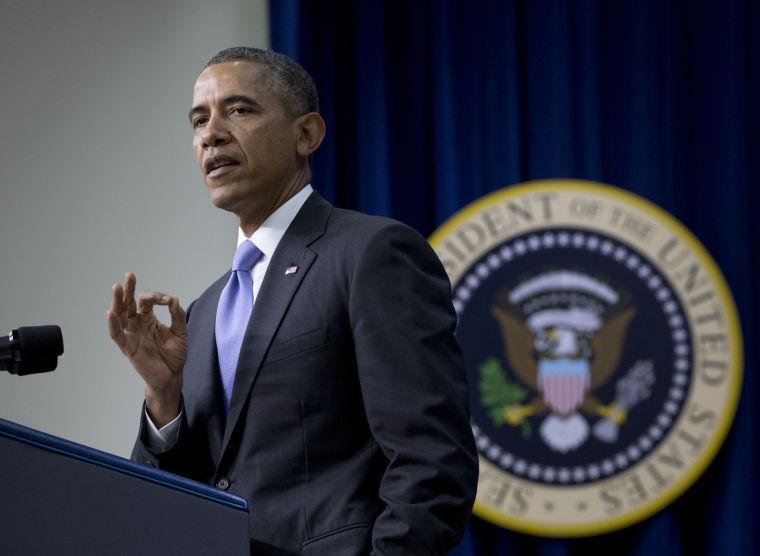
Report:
491,303,636,452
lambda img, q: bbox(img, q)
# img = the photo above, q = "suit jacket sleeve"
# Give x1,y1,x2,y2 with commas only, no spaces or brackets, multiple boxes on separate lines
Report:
348,221,478,555
131,399,194,472
130,300,215,482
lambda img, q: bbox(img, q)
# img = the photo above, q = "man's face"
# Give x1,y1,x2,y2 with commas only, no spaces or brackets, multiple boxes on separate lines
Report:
190,61,300,213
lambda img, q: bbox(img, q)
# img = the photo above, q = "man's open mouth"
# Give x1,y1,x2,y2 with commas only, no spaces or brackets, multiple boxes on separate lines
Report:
204,155,240,177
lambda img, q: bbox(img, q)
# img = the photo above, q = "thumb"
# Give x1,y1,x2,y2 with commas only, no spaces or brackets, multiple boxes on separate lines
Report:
168,297,188,335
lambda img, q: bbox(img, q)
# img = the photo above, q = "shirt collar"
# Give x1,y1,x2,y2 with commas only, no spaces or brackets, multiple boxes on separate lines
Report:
236,184,314,257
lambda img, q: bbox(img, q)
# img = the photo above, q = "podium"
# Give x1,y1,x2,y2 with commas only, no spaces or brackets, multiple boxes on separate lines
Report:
0,417,250,555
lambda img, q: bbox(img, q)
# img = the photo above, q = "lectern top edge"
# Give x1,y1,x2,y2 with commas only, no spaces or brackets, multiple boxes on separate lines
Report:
0,417,248,512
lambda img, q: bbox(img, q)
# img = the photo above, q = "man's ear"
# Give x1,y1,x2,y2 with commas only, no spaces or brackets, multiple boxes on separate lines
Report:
295,112,326,157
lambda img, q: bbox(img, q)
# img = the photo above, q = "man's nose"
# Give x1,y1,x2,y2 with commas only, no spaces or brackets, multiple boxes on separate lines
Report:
201,114,231,148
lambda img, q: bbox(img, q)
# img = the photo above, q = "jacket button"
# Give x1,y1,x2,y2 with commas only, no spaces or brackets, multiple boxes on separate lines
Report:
216,477,230,490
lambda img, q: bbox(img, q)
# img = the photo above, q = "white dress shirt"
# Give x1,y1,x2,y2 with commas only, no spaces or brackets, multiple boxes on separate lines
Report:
144,185,314,450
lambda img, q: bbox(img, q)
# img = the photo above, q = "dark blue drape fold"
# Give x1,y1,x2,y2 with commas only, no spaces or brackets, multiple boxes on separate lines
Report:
270,1,758,554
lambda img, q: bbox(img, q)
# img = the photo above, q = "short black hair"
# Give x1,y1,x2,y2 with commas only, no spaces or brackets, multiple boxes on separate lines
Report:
205,47,319,116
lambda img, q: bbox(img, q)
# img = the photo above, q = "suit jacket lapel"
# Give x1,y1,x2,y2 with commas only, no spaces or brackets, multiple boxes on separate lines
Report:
220,192,332,460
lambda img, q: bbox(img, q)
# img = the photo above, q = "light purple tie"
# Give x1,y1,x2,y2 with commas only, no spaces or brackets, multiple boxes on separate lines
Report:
216,240,263,413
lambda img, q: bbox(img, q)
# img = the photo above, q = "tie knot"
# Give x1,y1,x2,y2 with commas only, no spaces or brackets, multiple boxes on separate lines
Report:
232,240,263,271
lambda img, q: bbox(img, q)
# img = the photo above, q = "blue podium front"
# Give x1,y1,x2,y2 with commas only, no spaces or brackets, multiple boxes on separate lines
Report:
0,417,250,555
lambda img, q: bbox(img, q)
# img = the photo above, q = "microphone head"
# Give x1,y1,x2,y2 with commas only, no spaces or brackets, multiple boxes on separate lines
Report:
15,325,64,375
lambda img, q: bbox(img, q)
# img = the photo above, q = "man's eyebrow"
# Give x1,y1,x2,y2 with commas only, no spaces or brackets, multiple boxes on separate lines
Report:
222,94,260,107
188,95,261,122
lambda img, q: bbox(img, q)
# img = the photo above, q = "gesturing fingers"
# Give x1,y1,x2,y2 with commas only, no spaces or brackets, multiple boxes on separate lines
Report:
137,291,172,315
123,272,137,318
111,281,125,317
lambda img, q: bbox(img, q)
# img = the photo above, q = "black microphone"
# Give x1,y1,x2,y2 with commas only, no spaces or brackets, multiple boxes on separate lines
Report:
0,326,64,375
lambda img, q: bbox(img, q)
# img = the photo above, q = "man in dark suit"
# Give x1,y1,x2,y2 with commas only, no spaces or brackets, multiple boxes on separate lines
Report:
107,47,477,555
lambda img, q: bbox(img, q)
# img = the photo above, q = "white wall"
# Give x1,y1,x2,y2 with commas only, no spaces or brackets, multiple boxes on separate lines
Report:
0,0,270,456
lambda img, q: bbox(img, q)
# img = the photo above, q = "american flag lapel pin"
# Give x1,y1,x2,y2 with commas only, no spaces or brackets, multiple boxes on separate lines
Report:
285,264,299,275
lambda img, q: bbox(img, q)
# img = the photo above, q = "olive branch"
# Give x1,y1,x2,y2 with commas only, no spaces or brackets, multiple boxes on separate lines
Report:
478,357,531,437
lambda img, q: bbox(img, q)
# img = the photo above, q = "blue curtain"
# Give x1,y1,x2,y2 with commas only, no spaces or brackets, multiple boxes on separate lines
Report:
270,1,758,554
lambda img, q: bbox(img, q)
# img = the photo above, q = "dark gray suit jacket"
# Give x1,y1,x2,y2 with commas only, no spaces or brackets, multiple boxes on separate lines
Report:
132,192,478,555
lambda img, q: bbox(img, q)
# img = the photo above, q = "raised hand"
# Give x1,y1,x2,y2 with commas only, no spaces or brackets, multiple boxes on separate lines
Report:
107,272,187,427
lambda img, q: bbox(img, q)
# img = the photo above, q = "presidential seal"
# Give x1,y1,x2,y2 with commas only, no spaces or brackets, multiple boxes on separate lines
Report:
429,180,742,537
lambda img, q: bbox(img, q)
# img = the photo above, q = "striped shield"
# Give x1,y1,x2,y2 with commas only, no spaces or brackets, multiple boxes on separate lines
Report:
537,358,591,416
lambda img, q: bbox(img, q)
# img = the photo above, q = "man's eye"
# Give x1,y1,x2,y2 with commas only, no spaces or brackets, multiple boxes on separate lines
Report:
192,117,208,128
230,106,252,116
